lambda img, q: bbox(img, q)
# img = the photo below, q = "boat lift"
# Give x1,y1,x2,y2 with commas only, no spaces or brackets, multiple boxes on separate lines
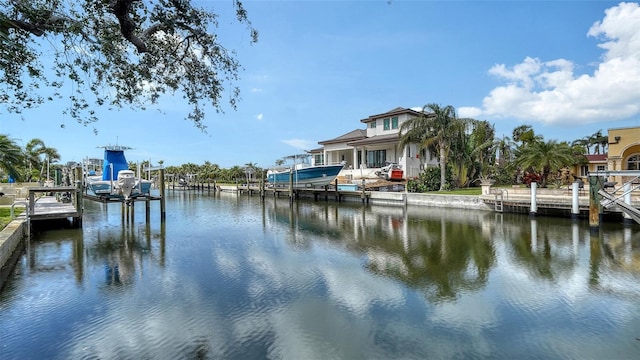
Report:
589,170,640,225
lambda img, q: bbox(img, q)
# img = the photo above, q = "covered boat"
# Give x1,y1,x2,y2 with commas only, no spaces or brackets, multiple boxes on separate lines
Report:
86,145,152,201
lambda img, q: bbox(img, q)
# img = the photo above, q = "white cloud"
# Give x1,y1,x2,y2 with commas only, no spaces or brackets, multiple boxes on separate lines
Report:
251,87,263,93
464,2,640,125
256,113,264,121
281,138,315,150
458,106,483,118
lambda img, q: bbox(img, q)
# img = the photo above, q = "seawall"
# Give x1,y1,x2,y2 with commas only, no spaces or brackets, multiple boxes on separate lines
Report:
0,219,26,287
376,192,492,210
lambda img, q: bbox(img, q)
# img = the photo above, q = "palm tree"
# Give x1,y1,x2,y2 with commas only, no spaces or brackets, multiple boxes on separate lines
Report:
512,125,542,148
25,138,46,179
199,161,220,185
589,130,608,155
571,137,590,155
496,135,515,166
0,134,24,181
469,120,497,178
399,103,463,190
516,140,576,187
24,138,60,180
447,120,474,187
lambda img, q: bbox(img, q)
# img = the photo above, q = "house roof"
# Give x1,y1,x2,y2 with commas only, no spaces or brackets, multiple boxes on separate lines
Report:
585,154,608,162
318,129,367,145
347,133,400,146
360,107,423,124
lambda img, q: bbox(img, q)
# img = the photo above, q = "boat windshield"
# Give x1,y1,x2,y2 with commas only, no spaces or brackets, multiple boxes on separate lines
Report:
277,154,311,167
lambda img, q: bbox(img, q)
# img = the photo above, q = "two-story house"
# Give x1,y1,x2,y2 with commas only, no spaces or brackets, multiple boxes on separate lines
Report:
310,107,438,180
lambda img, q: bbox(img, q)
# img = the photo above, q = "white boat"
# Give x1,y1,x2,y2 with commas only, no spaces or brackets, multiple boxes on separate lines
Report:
267,154,344,188
86,146,152,201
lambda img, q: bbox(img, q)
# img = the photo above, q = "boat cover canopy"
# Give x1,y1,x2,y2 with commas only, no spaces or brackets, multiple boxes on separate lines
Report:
102,150,129,180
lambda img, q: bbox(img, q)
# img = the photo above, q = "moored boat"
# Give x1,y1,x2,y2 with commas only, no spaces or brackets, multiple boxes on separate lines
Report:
86,145,152,201
267,154,344,188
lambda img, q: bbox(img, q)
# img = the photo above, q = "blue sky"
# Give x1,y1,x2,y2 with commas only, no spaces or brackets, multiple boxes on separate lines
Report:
1,0,639,168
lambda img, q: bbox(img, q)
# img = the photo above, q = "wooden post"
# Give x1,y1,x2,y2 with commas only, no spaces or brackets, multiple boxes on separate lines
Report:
28,190,35,214
159,168,166,222
75,175,83,228
361,178,366,204
289,171,294,205
130,200,135,222
589,175,603,229
145,198,150,223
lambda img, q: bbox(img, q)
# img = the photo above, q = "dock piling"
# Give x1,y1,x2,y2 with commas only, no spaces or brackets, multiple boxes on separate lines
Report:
530,182,537,216
589,176,603,229
160,168,166,222
571,181,580,219
623,182,633,224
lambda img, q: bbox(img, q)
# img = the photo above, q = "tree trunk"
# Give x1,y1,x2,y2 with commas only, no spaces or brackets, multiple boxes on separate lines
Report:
439,141,446,191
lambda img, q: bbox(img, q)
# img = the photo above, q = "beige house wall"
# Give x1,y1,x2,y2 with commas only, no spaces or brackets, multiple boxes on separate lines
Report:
607,127,640,184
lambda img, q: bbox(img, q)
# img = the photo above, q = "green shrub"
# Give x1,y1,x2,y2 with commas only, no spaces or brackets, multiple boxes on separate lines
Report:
491,164,516,186
407,167,451,192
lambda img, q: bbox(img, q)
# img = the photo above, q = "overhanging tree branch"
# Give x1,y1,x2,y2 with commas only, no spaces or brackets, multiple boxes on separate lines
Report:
0,0,259,130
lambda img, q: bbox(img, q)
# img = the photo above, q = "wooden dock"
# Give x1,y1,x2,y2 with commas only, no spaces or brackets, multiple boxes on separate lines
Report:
26,186,83,227
231,184,373,203
30,196,81,221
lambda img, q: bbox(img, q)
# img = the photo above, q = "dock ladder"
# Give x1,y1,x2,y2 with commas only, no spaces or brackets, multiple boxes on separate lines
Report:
492,189,508,213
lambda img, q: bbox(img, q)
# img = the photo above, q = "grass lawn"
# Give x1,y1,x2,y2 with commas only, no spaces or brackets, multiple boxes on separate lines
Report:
0,207,24,230
426,188,482,195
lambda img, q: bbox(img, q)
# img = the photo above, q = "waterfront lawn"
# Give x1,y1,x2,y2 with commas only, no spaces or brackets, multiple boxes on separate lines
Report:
0,207,23,230
427,188,482,195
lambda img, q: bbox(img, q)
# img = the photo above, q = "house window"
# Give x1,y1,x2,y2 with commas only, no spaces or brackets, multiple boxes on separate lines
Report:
369,121,376,129
391,117,398,129
383,118,390,130
627,154,640,170
314,154,324,166
579,165,588,177
596,165,606,172
367,150,387,168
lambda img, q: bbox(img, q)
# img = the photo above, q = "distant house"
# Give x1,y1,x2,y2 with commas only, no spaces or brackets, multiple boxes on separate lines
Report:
311,107,439,179
606,126,640,171
571,126,640,184
576,154,608,178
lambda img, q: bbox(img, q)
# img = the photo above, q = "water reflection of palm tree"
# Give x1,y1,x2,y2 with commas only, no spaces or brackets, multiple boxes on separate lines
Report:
366,219,496,301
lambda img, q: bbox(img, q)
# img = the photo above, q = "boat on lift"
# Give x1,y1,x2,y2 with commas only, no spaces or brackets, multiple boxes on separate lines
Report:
266,154,344,188
86,145,152,202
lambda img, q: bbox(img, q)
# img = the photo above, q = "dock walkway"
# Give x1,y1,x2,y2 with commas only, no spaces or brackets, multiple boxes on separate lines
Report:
29,196,81,221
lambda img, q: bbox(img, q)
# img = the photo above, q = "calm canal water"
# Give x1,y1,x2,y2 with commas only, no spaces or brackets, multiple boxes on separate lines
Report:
1,191,640,359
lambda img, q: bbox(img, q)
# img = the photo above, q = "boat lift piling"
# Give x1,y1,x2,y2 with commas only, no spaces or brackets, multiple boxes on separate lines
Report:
288,170,295,205
84,166,166,225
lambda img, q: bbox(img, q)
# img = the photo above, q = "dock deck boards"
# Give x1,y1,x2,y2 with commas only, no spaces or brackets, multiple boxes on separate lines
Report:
26,186,82,223
30,196,81,220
